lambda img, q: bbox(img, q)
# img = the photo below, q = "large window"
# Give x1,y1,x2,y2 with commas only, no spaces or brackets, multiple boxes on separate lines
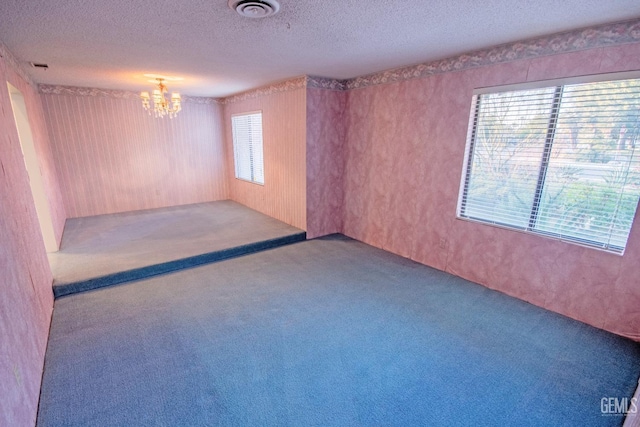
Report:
458,76,640,254
232,111,264,185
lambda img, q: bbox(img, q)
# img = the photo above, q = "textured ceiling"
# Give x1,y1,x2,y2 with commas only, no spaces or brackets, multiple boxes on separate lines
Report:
1,0,640,97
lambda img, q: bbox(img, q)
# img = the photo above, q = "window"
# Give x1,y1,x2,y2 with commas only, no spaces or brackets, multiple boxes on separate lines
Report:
458,76,640,254
232,112,264,184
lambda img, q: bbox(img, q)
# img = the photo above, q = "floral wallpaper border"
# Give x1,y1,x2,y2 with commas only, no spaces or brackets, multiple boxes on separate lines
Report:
0,41,37,88
220,76,307,104
308,18,640,92
306,76,348,91
14,17,640,100
38,84,219,104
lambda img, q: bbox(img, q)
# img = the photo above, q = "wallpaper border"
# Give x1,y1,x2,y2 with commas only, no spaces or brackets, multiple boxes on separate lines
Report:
18,17,640,98
306,76,348,91
308,18,640,92
38,84,219,104
220,76,307,104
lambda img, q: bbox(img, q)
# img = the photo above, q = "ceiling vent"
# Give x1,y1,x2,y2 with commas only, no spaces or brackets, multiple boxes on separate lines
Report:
29,62,49,70
228,0,280,18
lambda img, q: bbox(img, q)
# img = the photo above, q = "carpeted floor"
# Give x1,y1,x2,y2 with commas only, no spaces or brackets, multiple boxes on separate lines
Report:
48,200,305,297
38,235,640,426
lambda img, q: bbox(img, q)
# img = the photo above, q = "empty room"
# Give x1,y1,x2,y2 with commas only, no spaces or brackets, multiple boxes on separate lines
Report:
2,1,640,426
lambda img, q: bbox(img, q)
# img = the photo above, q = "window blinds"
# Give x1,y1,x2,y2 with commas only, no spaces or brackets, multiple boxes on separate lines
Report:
459,78,640,253
231,112,264,184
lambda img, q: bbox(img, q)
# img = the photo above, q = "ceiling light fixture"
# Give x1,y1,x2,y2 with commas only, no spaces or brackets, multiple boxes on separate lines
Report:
229,0,280,18
140,78,181,119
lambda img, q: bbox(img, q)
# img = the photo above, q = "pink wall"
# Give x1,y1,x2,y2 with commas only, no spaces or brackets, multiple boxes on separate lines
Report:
342,42,640,340
222,79,307,231
0,44,55,426
306,87,346,239
42,88,228,218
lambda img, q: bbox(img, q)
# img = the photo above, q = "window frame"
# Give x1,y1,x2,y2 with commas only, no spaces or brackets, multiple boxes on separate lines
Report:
456,71,640,255
231,110,265,186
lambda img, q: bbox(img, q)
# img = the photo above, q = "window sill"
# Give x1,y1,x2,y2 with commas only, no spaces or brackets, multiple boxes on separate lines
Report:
235,177,264,186
455,215,625,256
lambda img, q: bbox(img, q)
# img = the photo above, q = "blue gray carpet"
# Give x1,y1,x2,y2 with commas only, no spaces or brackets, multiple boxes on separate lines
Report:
38,235,640,426
49,200,305,297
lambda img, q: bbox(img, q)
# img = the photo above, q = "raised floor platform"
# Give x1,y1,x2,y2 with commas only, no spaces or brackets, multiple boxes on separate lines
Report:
49,200,306,298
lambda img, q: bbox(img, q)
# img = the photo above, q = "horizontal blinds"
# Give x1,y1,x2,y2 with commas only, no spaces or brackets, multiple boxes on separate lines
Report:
460,78,640,253
231,112,264,184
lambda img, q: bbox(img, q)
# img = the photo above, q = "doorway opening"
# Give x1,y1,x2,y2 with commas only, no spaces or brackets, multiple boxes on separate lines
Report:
8,83,58,252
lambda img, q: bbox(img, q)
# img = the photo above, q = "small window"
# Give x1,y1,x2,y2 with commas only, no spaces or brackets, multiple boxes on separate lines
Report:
459,77,640,254
231,111,264,185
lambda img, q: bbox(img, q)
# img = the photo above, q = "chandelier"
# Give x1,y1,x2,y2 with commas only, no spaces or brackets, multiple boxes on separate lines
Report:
140,78,181,118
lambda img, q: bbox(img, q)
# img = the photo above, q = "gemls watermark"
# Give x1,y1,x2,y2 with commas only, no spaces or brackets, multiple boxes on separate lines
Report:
601,397,638,416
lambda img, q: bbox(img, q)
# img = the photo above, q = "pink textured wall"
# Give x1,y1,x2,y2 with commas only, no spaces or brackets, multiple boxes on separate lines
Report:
42,91,228,218
0,47,55,426
306,88,346,239
223,81,307,230
343,42,640,340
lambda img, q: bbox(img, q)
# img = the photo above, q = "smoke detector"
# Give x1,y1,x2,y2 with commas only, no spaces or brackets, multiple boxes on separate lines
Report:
228,0,280,18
